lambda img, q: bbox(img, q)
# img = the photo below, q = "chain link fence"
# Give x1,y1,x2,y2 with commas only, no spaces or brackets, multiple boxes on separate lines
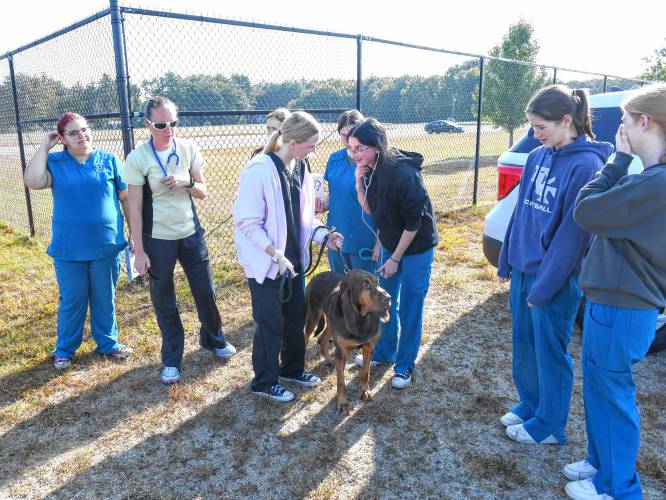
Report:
0,2,651,266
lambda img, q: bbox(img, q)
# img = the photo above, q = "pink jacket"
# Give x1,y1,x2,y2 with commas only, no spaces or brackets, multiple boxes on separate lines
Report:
232,153,326,284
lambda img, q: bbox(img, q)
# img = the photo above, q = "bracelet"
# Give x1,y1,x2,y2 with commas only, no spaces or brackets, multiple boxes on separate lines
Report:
389,256,400,263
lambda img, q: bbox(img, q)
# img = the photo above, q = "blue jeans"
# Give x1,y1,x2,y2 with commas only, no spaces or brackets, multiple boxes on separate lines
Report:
372,246,434,374
53,251,123,358
328,249,375,275
509,270,581,444
583,302,657,499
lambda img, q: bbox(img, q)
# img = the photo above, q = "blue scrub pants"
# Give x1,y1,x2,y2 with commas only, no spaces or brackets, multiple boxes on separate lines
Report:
328,249,374,275
372,246,434,375
509,270,581,444
583,302,657,499
53,251,123,358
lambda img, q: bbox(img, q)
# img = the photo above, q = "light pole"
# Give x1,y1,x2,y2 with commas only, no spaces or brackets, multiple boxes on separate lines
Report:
451,96,457,121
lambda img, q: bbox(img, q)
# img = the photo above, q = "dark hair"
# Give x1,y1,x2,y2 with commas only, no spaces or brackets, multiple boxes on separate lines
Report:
348,118,393,160
56,112,85,136
144,96,178,121
337,109,364,132
526,85,595,139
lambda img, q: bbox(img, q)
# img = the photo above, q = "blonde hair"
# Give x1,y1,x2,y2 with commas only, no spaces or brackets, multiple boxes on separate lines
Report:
263,111,321,154
623,84,666,163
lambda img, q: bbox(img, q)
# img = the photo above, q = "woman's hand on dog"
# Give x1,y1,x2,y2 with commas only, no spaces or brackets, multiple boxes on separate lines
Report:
326,231,344,251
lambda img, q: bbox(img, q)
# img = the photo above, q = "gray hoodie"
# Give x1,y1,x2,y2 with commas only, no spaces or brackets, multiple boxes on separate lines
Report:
574,152,666,309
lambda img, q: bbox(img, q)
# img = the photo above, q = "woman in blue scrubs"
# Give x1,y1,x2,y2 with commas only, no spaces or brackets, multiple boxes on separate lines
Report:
566,84,666,500
24,112,133,369
315,110,376,275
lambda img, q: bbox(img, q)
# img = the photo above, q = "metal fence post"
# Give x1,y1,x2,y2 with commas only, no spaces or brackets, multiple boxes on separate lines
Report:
473,56,484,206
356,35,363,112
553,67,557,84
110,0,134,158
8,55,36,237
603,75,608,93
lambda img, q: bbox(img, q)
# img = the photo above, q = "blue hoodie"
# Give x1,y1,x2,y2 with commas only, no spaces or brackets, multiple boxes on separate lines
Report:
498,135,613,306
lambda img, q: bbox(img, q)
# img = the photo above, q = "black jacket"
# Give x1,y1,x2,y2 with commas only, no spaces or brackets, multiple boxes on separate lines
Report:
364,149,439,255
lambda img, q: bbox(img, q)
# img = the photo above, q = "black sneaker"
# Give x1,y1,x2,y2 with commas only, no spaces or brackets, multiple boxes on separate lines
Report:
251,384,295,402
279,370,321,387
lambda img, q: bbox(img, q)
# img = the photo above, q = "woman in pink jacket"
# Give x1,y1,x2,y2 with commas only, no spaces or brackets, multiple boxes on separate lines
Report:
232,111,343,402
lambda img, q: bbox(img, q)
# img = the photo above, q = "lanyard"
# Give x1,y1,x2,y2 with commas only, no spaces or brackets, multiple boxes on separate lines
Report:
150,137,179,177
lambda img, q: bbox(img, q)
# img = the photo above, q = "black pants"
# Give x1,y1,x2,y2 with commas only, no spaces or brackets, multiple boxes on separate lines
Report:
248,272,306,390
144,230,226,368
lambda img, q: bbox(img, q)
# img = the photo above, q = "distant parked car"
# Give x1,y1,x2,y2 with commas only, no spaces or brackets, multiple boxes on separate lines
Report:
424,119,464,134
481,89,666,354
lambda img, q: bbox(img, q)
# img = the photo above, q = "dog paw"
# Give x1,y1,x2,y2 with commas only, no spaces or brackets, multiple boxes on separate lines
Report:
359,389,372,401
337,400,350,414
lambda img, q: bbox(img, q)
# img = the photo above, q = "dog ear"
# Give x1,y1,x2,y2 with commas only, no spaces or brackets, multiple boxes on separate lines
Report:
340,281,360,333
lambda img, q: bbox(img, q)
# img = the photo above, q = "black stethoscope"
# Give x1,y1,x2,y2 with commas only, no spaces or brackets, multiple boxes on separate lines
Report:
150,137,180,195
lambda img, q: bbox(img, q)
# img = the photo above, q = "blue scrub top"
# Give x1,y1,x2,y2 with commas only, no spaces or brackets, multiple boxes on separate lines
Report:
324,148,376,254
46,149,128,261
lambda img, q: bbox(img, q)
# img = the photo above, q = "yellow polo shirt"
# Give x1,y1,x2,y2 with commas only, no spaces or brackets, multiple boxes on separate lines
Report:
123,137,204,240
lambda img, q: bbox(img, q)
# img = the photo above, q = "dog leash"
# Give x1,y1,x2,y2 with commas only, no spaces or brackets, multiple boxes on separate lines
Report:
303,225,333,278
279,225,333,303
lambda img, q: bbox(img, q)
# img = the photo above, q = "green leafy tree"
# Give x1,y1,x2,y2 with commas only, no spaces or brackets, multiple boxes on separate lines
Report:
641,39,666,82
483,20,548,146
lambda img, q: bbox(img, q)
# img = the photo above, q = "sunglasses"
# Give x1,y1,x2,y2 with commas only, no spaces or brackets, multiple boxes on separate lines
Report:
146,119,179,130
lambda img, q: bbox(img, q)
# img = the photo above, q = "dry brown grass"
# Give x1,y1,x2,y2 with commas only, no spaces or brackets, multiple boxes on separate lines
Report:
1,207,665,499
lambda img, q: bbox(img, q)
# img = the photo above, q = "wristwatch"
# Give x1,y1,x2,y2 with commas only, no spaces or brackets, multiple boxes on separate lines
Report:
188,176,195,188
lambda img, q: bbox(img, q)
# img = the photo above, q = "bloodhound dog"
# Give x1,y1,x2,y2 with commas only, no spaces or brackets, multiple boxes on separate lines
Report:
304,270,391,413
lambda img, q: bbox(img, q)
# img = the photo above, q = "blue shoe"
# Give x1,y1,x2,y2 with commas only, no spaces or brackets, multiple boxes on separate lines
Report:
252,383,294,402
211,342,237,360
279,370,321,387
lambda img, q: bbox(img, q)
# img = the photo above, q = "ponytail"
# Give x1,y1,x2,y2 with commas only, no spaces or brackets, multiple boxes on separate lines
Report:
571,89,594,139
526,85,595,139
262,129,283,154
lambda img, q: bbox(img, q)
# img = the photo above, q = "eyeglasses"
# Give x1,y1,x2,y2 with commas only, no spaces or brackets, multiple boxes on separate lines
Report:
347,145,373,155
64,126,91,138
146,119,179,130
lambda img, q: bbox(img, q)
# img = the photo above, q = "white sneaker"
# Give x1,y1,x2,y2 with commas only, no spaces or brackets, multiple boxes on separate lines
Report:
505,423,559,444
211,342,237,359
499,411,524,427
565,478,613,500
354,354,378,367
161,366,181,384
391,370,412,389
563,460,598,481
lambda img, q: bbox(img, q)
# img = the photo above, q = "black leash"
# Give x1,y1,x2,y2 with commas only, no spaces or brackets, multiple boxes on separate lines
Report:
303,225,333,278
279,225,333,303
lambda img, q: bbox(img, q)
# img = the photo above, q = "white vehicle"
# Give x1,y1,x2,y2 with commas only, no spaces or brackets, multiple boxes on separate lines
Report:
482,89,666,353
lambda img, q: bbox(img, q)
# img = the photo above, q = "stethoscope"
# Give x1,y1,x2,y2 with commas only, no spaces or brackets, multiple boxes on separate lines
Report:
150,137,180,195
